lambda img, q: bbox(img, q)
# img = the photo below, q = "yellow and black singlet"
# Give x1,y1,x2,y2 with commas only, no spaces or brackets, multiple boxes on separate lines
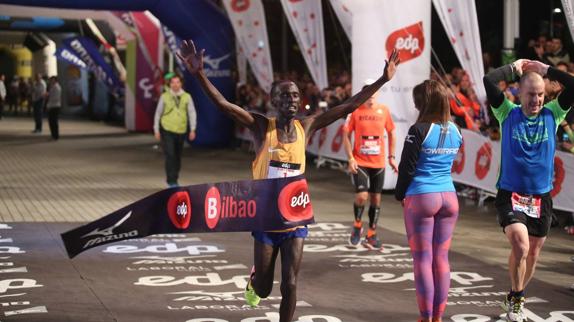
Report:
252,118,306,180
252,118,306,233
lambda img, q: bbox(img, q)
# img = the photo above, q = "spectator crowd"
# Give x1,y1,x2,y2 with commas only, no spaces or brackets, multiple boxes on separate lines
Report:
234,33,574,156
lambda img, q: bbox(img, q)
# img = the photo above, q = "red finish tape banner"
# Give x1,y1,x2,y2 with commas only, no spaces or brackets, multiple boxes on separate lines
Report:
61,175,314,258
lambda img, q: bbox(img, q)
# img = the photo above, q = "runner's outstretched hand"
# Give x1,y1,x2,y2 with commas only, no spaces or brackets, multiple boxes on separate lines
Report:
177,40,205,75
383,49,401,82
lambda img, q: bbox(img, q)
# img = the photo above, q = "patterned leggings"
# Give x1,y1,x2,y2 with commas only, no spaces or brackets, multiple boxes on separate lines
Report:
404,192,459,319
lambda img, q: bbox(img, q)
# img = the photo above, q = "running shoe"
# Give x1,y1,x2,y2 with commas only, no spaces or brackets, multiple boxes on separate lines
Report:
500,292,511,312
244,266,260,307
506,296,526,322
362,234,383,250
349,225,363,246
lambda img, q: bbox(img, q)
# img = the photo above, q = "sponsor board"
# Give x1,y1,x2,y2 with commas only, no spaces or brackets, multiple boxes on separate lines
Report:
385,22,425,64
61,175,314,258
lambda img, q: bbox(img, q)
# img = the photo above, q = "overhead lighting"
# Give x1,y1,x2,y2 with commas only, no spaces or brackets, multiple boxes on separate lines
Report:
554,8,562,13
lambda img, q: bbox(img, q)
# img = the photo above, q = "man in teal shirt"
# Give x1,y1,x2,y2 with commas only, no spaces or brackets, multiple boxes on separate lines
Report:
483,59,572,322
153,75,197,187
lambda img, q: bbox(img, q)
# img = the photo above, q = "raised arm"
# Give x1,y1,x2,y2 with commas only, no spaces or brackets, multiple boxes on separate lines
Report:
543,66,574,109
483,59,526,108
522,59,574,110
177,40,256,129
304,49,400,134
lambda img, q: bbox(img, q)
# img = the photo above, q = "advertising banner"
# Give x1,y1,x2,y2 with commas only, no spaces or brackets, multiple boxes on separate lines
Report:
280,0,328,90
349,0,431,189
161,24,185,75
62,175,314,258
61,36,122,93
55,47,87,69
223,0,274,92
433,0,487,118
238,126,574,212
328,0,352,40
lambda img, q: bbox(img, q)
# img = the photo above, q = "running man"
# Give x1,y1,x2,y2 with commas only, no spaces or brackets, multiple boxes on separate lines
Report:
395,80,463,322
343,82,397,249
177,40,400,322
483,59,573,322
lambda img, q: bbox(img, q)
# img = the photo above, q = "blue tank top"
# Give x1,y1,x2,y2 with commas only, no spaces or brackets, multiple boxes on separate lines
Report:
402,122,462,197
493,99,568,194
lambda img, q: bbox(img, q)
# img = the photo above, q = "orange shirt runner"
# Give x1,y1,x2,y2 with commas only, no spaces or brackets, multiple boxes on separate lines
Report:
344,103,395,168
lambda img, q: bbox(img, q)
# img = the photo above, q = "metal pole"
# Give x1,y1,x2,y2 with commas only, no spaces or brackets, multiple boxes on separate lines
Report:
514,0,520,41
551,0,554,37
502,0,517,64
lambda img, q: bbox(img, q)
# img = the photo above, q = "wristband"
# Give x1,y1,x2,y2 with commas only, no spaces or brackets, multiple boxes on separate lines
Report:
388,155,395,159
348,157,355,162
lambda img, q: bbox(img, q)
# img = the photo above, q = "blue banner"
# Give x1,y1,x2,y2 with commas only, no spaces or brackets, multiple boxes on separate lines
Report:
54,47,87,69
61,36,122,93
161,24,185,75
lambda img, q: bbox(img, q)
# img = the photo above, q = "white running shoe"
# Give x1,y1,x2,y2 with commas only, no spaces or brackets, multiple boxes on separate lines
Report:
506,296,526,322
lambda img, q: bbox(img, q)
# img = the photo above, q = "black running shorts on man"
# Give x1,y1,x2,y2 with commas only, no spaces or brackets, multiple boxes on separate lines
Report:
495,189,553,238
351,166,385,193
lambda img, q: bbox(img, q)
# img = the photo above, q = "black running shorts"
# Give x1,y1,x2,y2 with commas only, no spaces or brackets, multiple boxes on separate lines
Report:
495,189,553,238
351,166,385,193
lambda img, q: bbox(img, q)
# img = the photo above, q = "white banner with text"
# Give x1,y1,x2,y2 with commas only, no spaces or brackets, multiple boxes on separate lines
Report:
237,126,574,212
223,0,274,92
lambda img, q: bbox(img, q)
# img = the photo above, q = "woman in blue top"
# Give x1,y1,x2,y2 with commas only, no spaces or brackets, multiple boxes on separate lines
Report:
395,80,463,322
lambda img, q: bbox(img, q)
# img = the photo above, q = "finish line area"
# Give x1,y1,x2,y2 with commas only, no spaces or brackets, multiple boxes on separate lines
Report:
2,222,573,322
0,118,573,322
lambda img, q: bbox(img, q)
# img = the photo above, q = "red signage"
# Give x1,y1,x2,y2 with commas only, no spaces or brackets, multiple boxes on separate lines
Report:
231,0,250,12
452,141,465,174
331,124,345,153
167,191,192,229
385,22,425,64
278,179,313,222
551,156,565,197
475,143,492,180
205,187,221,229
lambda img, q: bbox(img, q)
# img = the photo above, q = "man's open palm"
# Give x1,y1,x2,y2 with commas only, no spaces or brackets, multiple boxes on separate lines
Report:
177,40,204,74
383,49,401,81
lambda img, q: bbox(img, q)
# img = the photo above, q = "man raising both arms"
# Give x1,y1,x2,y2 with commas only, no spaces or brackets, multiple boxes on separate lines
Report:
483,59,572,322
178,40,400,322
343,83,397,249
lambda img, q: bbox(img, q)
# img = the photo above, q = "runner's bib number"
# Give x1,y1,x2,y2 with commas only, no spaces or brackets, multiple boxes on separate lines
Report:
359,136,381,155
268,160,301,178
511,192,541,218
